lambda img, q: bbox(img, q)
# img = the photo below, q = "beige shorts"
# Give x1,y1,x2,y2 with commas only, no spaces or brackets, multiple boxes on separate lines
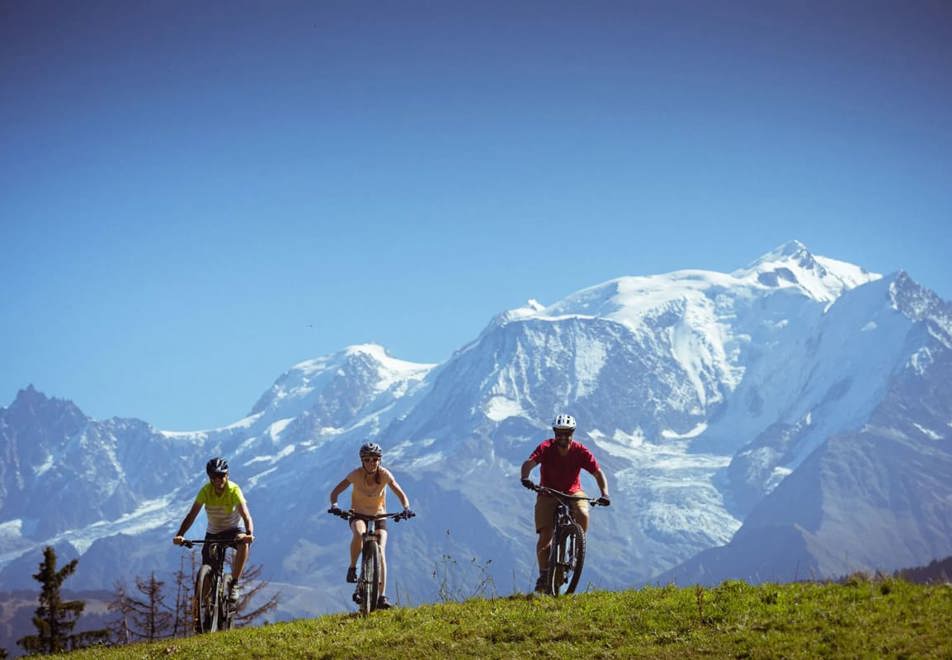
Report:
534,491,590,532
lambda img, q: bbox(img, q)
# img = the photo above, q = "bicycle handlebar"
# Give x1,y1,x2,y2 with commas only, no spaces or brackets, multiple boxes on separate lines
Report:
328,508,416,522
527,483,608,506
179,533,253,549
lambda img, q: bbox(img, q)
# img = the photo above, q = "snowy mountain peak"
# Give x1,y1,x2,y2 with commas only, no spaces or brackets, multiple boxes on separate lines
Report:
488,242,878,338
756,239,812,262
492,299,550,326
889,271,937,320
342,343,437,378
339,343,437,394
734,241,880,302
249,343,435,424
888,272,952,345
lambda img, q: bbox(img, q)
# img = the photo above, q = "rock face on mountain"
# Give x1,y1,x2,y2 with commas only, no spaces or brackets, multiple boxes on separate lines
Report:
1,242,950,622
0,386,205,541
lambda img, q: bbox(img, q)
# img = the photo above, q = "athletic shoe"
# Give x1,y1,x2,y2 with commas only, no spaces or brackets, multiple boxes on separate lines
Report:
376,595,392,610
534,573,549,593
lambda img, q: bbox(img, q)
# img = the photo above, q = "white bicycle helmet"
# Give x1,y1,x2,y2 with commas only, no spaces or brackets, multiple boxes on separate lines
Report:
552,414,577,431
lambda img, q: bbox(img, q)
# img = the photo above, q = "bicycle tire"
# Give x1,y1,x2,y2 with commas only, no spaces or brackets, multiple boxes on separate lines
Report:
220,574,234,631
548,522,585,596
195,564,219,633
371,541,382,609
359,540,378,615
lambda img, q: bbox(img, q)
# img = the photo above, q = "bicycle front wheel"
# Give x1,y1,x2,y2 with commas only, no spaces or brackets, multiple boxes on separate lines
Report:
219,574,234,630
359,540,380,615
195,565,219,633
548,522,585,596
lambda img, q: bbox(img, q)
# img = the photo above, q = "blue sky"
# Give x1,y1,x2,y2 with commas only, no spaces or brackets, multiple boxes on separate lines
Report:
2,0,951,430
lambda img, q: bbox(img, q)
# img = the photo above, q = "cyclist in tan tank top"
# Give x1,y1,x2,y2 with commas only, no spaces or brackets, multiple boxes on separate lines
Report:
329,442,411,609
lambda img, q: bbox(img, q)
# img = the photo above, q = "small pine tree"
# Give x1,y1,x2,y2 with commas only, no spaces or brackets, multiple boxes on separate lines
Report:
109,572,175,642
170,551,198,637
106,580,134,645
128,572,174,641
17,546,109,653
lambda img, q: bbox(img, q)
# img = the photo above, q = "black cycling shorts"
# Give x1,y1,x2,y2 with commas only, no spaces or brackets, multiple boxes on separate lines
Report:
202,528,242,566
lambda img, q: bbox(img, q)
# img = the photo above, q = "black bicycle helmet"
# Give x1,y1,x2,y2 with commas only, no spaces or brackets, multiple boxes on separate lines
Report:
206,457,229,476
359,442,383,458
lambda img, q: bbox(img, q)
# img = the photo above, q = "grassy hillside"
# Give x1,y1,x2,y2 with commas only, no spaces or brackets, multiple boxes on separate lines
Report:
70,577,951,659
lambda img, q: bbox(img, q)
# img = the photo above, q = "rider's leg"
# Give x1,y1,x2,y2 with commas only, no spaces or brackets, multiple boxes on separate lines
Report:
570,496,591,533
232,543,249,580
572,508,590,532
377,529,389,596
536,526,554,572
534,495,557,574
349,520,366,568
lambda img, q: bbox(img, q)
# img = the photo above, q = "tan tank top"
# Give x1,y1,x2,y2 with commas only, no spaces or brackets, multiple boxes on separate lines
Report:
347,466,392,515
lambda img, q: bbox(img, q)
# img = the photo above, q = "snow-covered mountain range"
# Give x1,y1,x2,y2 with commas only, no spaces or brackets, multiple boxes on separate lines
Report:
2,241,950,620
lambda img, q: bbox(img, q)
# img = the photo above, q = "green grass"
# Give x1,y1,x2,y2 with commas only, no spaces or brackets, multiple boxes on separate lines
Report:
70,577,952,659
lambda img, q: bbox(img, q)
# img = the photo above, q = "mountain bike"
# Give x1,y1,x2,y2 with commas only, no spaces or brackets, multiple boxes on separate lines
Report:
528,485,608,596
180,535,249,633
328,508,416,615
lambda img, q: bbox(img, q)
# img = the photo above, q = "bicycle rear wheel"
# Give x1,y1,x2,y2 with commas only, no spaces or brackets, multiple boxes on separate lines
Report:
195,565,219,633
359,540,380,615
548,522,585,596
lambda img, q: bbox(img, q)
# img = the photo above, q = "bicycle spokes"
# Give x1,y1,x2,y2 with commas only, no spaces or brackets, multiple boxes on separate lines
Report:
549,524,585,596
195,566,218,633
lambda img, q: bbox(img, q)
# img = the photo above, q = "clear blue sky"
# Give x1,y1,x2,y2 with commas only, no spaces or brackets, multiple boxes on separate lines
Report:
2,0,951,430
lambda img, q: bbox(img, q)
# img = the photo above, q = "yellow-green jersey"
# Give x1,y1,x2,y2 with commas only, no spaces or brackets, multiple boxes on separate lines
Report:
195,482,246,534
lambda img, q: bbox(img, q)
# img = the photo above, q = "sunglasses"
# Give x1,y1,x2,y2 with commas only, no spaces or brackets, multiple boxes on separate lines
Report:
554,431,574,438
210,472,228,479
362,457,380,463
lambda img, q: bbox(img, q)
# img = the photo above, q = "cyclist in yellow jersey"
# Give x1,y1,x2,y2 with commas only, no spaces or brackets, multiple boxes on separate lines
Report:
330,442,411,610
173,457,255,601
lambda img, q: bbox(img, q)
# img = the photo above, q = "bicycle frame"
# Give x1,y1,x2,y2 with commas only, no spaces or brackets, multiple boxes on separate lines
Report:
535,485,600,527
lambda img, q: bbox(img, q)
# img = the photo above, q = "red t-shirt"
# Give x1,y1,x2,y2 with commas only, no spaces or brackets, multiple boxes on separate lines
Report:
528,439,600,493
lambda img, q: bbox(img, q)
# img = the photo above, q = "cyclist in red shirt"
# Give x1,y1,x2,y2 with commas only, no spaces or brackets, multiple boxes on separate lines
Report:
520,414,610,592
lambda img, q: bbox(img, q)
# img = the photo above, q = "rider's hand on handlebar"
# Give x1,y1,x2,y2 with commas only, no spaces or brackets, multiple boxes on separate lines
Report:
172,535,185,546
236,533,255,544
597,496,611,506
402,508,416,520
328,504,341,515
521,478,536,491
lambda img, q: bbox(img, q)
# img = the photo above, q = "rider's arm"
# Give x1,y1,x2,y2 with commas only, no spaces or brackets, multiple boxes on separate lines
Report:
520,459,538,480
593,468,610,498
520,459,539,490
238,501,255,540
173,501,203,543
329,478,351,507
388,475,411,510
